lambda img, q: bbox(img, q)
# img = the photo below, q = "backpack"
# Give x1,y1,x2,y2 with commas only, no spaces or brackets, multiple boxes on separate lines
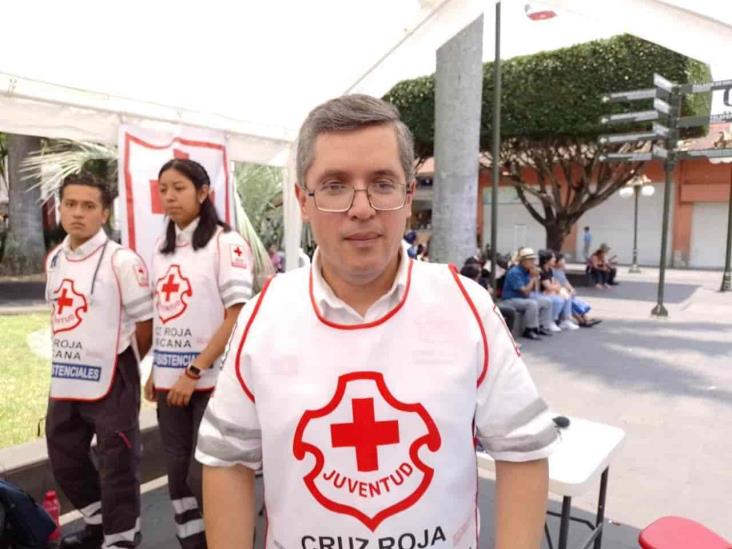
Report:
0,479,56,548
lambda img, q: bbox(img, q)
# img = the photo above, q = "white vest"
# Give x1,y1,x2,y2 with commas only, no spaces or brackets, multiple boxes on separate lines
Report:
239,261,487,548
151,228,226,390
47,240,124,401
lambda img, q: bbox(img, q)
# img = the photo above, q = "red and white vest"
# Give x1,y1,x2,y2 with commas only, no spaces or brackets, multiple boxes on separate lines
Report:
238,260,487,547
46,239,124,401
151,228,226,390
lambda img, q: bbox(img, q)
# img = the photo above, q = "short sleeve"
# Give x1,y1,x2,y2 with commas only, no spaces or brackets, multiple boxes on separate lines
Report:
196,300,262,470
216,230,254,308
112,249,154,322
504,269,519,291
461,277,558,462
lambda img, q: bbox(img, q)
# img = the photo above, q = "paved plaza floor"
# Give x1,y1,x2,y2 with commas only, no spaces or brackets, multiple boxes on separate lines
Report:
57,266,731,547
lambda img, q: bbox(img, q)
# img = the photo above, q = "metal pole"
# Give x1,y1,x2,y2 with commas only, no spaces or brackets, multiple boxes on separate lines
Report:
557,496,572,549
652,158,673,317
630,186,641,273
490,0,501,291
593,468,610,549
721,166,732,291
652,87,680,317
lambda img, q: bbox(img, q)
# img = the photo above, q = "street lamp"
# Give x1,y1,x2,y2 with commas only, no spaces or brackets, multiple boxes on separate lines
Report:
619,174,654,273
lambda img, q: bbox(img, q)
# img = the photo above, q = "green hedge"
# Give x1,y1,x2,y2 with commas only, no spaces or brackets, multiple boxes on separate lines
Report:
384,34,712,159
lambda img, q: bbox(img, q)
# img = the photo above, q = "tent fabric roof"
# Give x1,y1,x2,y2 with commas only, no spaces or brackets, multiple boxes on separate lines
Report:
1,0,730,164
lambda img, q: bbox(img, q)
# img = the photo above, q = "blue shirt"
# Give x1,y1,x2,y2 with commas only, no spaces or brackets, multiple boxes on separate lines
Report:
502,265,531,299
553,268,568,285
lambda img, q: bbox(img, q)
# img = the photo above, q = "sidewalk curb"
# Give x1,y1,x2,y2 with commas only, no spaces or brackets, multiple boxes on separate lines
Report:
0,303,48,315
0,409,167,513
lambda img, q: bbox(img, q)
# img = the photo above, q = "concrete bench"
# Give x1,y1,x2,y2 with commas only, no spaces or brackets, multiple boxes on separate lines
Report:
565,268,591,288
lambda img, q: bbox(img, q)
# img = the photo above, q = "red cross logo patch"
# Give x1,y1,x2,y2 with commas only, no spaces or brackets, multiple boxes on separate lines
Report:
134,261,149,288
155,264,193,324
52,279,88,335
230,242,249,269
293,372,441,531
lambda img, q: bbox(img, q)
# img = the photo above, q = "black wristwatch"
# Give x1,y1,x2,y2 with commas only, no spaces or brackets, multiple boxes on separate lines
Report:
186,363,202,378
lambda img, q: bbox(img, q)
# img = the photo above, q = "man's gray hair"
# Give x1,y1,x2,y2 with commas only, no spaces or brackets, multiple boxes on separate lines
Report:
296,94,415,186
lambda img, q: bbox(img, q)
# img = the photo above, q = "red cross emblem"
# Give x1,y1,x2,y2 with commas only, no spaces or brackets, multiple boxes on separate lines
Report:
293,371,441,531
331,398,400,472
155,264,193,324
52,279,88,334
134,261,149,288
229,242,249,269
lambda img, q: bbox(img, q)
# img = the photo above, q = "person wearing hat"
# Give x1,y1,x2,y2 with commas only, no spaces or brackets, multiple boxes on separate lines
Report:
501,247,554,340
589,243,618,288
196,95,557,548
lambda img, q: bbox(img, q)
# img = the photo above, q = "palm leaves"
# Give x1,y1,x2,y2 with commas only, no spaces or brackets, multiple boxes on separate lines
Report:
20,139,118,197
233,190,275,291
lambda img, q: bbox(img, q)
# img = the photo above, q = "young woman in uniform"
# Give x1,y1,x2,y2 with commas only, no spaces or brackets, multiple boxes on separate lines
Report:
144,158,253,548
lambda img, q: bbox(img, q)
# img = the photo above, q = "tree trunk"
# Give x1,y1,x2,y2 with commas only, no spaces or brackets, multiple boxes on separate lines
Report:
545,218,573,253
430,16,483,265
2,134,45,275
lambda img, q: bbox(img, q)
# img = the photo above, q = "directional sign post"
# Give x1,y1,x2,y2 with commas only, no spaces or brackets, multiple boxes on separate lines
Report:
600,73,732,303
599,73,679,315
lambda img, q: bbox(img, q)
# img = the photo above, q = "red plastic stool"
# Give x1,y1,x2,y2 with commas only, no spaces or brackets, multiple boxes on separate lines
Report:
639,516,731,549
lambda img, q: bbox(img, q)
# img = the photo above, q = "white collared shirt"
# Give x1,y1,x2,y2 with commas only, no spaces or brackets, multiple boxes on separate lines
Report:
47,228,153,355
59,225,106,259
149,218,254,389
198,243,556,467
174,216,199,245
310,244,409,325
197,249,557,542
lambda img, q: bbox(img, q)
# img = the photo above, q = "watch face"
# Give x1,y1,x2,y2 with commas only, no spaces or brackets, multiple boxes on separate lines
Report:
188,364,201,375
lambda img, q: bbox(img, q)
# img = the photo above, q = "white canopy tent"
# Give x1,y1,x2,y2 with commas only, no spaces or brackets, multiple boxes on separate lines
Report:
1,0,730,264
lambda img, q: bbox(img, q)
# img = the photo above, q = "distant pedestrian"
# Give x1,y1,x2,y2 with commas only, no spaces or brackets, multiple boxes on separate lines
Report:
269,244,286,273
583,226,592,261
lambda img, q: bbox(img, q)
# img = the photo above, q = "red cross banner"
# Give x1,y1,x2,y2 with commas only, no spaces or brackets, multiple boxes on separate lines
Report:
118,124,234,268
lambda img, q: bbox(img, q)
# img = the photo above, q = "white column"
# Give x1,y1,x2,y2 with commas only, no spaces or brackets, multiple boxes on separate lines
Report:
282,143,302,271
431,15,484,265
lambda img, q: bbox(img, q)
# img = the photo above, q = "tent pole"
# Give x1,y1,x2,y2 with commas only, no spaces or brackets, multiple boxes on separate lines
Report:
490,0,501,291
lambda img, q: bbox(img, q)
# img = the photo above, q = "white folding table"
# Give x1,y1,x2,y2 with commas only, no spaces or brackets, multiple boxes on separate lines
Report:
477,416,626,549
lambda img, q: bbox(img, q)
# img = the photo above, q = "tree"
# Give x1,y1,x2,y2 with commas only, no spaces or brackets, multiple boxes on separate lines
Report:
235,162,284,249
1,134,45,275
384,34,711,251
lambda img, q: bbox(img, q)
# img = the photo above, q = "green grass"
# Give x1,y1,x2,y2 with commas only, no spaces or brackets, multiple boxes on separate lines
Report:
0,314,154,449
0,313,51,448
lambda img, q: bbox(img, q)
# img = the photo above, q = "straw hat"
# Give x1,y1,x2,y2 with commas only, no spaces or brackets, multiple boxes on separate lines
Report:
514,247,538,262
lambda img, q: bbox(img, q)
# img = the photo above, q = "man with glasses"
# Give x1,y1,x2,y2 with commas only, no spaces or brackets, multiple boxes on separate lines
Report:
196,95,557,549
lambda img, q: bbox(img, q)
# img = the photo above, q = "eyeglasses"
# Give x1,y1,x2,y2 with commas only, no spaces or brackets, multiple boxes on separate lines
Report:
306,181,411,213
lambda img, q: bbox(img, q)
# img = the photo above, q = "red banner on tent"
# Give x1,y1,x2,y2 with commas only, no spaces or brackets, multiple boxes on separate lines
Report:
118,125,233,268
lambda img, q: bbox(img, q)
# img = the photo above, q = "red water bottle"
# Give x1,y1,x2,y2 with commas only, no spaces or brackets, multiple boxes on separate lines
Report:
42,490,61,541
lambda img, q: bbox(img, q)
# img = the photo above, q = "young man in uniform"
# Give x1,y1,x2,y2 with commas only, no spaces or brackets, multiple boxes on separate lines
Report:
196,96,557,548
45,173,153,548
